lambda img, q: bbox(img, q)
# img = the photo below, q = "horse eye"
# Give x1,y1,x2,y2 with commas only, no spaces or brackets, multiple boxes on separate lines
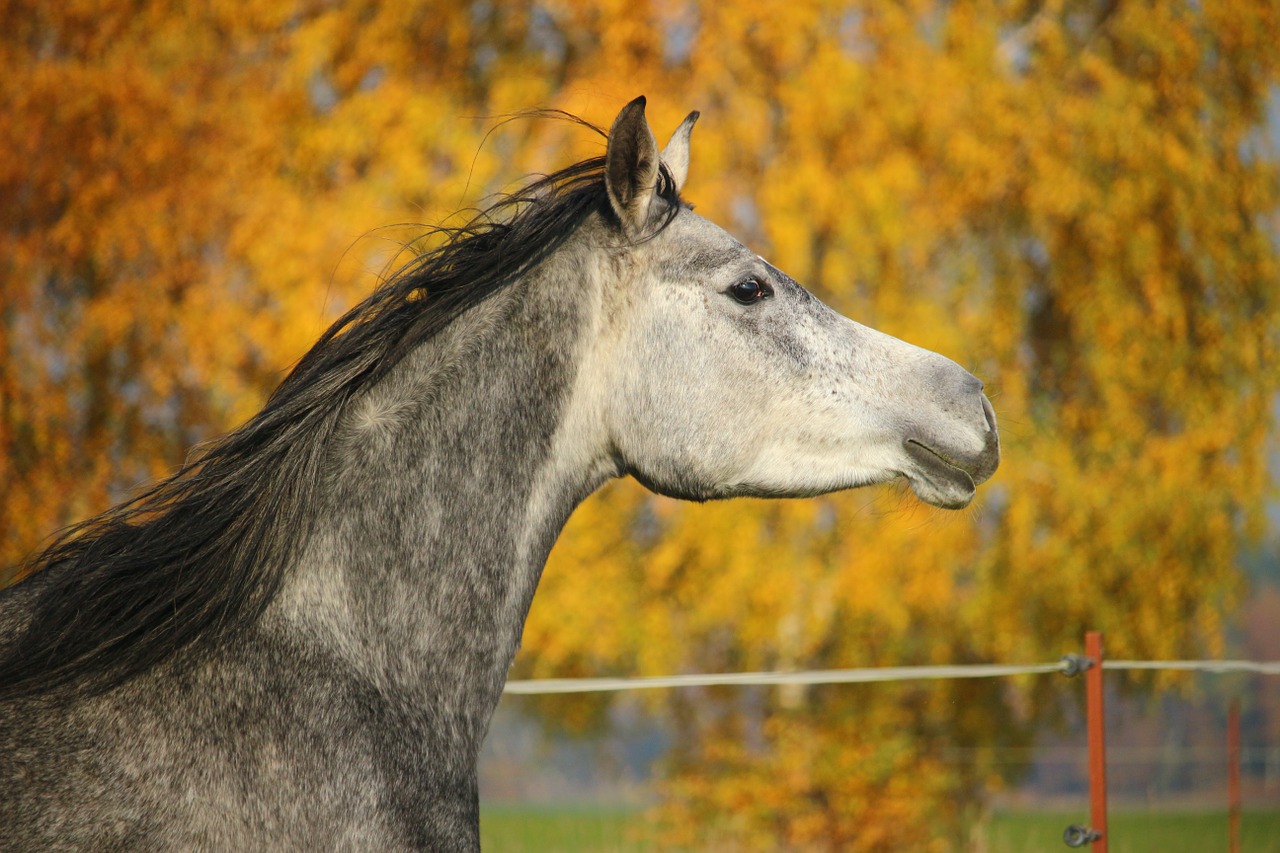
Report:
728,278,770,305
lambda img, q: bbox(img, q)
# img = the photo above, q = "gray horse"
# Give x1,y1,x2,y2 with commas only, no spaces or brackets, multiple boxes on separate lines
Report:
0,98,998,851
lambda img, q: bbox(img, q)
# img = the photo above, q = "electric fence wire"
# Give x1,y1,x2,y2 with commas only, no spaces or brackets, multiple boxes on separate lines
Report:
502,658,1280,695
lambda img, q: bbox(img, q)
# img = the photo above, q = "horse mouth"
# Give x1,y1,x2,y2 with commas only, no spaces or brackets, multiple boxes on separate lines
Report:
902,439,979,510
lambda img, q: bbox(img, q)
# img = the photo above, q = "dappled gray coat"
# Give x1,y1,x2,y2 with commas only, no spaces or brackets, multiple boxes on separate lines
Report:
0,98,998,851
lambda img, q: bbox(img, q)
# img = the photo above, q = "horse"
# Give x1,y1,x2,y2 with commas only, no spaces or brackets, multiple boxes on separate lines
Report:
0,97,999,851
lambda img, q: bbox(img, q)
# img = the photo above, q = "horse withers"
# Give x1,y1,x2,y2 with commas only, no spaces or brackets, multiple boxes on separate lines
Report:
0,98,998,851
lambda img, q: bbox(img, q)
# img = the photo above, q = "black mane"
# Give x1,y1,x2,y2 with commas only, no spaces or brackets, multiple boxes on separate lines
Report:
0,118,684,702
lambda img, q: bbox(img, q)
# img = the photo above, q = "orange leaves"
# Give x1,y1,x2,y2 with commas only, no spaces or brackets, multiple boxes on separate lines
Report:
655,700,969,851
4,0,1279,845
527,1,1277,845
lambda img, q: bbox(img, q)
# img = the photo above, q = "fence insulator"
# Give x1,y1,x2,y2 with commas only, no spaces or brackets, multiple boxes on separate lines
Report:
1063,825,1102,848
1059,653,1094,677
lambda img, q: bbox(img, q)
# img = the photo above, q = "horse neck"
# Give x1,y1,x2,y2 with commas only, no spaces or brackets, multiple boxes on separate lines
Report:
270,240,614,723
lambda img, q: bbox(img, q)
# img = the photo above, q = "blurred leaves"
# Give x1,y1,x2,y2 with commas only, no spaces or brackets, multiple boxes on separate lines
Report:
3,0,1279,847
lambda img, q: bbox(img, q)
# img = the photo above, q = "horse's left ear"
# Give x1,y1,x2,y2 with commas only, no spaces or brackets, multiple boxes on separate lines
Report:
606,96,661,236
661,111,699,194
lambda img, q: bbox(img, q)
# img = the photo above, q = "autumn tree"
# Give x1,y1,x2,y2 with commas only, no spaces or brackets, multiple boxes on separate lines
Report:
4,0,1278,848
522,0,1280,847
1,0,590,578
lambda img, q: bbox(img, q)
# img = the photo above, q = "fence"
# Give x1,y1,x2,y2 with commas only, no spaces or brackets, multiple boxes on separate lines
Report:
502,631,1280,851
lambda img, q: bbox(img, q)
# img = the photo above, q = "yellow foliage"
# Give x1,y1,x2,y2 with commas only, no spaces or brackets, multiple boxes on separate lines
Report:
3,0,1279,847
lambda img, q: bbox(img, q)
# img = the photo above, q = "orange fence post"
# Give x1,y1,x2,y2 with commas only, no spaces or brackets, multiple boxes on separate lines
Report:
1063,631,1109,849
1229,699,1241,853
1086,631,1109,852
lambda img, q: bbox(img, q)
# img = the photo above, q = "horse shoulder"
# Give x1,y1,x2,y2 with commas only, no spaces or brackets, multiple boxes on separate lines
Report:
0,625,456,850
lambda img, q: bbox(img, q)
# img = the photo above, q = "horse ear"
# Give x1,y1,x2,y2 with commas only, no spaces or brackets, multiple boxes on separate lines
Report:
661,110,699,194
605,96,661,236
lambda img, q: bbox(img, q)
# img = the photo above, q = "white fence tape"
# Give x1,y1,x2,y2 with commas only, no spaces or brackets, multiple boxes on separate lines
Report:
503,658,1280,695
1104,659,1280,674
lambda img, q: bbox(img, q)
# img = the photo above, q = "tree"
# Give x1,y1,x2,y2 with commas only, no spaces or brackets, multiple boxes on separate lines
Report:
521,0,1280,846
4,0,1277,847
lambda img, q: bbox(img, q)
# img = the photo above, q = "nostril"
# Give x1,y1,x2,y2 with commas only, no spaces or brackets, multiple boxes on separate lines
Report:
965,373,985,395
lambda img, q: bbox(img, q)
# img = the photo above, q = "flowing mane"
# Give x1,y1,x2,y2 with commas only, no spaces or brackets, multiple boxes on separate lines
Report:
1,98,1001,850
0,120,683,703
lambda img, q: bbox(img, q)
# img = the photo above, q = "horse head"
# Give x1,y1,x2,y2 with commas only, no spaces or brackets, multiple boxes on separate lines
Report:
592,97,999,509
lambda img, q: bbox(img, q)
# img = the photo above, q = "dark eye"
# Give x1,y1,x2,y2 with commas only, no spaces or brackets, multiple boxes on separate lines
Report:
728,278,771,305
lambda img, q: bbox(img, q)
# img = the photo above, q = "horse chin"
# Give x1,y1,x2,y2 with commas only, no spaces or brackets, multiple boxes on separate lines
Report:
907,476,976,510
902,440,978,510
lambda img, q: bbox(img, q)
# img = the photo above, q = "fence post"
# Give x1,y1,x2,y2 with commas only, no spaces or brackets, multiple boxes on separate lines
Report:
1086,630,1109,853
1063,632,1109,849
1229,699,1241,853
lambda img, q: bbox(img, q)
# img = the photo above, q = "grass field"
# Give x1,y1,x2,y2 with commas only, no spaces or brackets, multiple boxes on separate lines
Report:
984,809,1280,853
480,805,1280,851
480,805,652,852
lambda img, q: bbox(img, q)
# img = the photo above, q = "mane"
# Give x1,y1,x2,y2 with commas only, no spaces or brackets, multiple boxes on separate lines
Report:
0,114,684,702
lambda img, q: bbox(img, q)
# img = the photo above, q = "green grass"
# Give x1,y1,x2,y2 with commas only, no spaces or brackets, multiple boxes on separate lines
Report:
480,804,651,853
985,809,1280,853
480,805,1280,852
